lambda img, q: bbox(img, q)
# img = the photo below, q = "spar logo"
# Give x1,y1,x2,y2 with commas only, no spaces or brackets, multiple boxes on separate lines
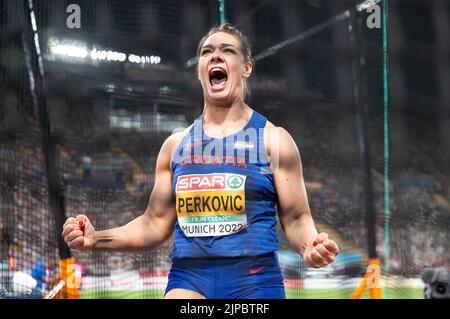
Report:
176,173,245,192
227,175,243,189
177,174,226,192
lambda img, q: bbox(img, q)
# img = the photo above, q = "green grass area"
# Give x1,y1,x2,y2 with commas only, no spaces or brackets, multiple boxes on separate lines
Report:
80,289,165,299
80,288,424,299
285,288,423,299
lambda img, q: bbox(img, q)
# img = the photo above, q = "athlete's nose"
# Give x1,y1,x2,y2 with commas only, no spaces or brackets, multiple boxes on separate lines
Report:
210,52,224,63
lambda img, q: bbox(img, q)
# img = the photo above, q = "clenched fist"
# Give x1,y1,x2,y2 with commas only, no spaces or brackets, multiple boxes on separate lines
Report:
303,232,339,268
62,215,96,250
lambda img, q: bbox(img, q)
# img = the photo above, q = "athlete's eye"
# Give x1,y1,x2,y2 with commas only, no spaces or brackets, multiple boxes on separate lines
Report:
223,48,235,54
201,49,211,55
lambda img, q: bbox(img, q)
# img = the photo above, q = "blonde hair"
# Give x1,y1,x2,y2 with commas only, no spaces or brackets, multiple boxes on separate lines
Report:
197,23,254,101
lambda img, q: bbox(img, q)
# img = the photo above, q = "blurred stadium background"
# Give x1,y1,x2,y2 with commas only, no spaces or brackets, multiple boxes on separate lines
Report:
0,0,449,299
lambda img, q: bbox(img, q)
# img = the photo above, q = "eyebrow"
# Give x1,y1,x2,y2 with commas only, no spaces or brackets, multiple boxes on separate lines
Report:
201,43,238,50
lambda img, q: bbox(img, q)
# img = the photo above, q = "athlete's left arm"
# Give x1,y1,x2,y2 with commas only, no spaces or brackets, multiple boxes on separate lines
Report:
270,127,340,268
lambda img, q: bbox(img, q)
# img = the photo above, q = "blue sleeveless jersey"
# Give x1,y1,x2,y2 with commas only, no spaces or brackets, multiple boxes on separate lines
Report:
169,110,279,260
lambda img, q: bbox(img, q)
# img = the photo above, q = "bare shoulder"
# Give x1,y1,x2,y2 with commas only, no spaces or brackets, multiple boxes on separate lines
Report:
264,121,298,157
265,120,276,129
161,125,192,160
264,120,292,138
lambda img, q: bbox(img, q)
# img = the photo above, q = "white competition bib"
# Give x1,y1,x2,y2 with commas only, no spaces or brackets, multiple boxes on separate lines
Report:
175,173,248,237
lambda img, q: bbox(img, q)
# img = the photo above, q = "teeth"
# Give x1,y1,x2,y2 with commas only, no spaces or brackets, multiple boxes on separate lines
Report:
210,67,226,75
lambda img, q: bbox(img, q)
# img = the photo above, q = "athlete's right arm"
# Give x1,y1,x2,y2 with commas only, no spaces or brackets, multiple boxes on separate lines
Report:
62,133,182,252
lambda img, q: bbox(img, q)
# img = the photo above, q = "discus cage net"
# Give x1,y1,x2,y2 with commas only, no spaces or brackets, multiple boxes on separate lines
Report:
1,0,449,299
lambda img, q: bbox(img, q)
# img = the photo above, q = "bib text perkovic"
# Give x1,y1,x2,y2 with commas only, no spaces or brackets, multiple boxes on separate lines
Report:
175,173,248,237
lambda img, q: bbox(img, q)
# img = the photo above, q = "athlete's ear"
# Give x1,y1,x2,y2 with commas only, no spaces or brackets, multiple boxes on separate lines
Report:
243,61,253,79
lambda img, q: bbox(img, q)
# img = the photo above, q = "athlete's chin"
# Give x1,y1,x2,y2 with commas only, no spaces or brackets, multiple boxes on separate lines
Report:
206,91,232,104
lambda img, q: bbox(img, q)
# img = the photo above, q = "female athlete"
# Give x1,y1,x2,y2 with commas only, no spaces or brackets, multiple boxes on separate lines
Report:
62,23,339,299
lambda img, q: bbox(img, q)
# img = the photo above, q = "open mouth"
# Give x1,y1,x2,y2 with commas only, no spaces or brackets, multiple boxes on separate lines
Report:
209,67,228,90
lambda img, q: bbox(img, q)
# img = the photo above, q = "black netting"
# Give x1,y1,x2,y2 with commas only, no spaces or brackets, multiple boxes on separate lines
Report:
1,0,448,299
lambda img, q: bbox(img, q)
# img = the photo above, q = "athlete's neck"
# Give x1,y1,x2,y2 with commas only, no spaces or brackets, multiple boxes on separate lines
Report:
202,99,253,137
